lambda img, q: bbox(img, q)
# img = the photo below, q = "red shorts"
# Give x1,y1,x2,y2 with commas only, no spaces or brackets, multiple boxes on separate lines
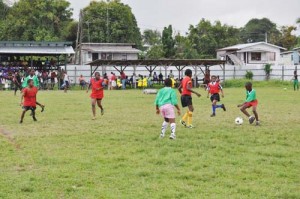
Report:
91,92,103,99
245,100,258,107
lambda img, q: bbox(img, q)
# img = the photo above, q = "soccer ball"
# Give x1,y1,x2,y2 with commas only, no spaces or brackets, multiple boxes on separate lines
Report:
235,117,243,125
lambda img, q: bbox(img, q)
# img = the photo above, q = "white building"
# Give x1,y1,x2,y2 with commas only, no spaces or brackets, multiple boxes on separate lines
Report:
217,42,286,66
280,47,300,66
77,43,141,65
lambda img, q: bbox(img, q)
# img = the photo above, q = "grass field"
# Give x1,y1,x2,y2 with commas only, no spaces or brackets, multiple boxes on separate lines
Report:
0,85,299,199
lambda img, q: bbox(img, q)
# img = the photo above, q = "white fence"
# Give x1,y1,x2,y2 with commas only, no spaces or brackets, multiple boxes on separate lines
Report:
64,64,298,84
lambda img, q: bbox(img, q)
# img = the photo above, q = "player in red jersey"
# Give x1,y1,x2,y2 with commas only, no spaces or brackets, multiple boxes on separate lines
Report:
178,69,201,128
87,72,105,120
20,79,38,123
207,75,226,117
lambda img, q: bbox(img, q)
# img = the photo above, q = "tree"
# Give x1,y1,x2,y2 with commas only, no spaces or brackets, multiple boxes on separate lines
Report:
240,18,281,44
174,33,199,59
1,0,73,41
145,45,164,59
162,25,175,58
187,19,241,58
82,0,142,47
142,29,161,46
278,26,297,50
0,0,10,40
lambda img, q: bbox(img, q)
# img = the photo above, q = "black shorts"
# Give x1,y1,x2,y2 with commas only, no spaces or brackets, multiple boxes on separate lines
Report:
23,106,36,111
210,93,220,102
181,95,192,108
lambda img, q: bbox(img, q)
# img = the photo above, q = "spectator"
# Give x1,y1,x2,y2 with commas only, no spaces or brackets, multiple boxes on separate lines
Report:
169,70,174,79
50,70,57,90
158,72,163,84
110,72,116,90
120,71,126,90
153,72,158,84
79,74,86,90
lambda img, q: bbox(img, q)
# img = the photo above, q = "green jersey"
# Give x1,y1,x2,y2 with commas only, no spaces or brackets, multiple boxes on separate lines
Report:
22,75,39,88
155,87,178,107
245,89,256,102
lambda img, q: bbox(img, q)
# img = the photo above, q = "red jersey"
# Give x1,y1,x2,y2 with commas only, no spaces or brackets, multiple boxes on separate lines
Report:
90,78,104,99
207,81,222,94
181,76,192,96
23,87,38,107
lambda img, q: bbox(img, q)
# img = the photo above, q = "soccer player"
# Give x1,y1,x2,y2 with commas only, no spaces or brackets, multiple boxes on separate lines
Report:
155,78,180,139
293,70,299,91
22,69,45,112
237,82,260,125
178,69,201,128
86,72,105,120
207,75,226,117
20,79,38,123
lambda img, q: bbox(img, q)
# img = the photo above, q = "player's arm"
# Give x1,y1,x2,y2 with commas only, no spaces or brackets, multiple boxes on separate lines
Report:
86,82,92,93
20,90,25,106
220,86,224,98
207,86,210,98
187,82,201,97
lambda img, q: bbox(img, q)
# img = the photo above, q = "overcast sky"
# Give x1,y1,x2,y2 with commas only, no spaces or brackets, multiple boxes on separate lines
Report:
68,0,300,35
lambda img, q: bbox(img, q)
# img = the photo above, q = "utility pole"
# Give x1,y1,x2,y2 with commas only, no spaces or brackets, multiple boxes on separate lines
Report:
265,32,268,43
75,10,84,65
106,2,109,43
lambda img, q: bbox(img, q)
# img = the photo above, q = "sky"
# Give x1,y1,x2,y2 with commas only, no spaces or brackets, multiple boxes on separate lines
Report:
68,0,300,35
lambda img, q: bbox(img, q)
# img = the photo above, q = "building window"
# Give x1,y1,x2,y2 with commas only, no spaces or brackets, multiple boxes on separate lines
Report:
92,53,99,61
251,52,261,61
122,54,127,60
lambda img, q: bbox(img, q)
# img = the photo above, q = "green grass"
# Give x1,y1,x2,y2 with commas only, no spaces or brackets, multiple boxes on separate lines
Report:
0,86,299,199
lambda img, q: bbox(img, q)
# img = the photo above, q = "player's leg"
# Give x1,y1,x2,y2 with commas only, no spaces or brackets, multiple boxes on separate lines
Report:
20,107,28,123
96,99,104,115
211,96,217,117
160,118,169,138
180,96,191,127
91,98,97,119
168,118,176,139
31,107,37,121
187,103,194,128
240,104,255,124
252,106,259,125
36,101,45,112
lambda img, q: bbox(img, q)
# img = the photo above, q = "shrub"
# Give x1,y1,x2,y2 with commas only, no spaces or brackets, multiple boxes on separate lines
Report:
264,63,272,81
245,70,253,80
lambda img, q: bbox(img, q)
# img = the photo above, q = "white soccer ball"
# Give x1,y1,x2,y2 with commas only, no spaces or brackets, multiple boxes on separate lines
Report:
235,117,243,125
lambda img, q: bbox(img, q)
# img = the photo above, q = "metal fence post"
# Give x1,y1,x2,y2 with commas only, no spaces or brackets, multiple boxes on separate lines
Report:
282,65,284,81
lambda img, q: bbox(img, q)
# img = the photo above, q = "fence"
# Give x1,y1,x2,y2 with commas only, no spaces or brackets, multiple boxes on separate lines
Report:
65,64,298,84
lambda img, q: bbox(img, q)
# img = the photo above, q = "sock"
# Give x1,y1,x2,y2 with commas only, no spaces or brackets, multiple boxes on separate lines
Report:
187,111,193,125
212,105,216,114
181,111,189,122
170,123,176,135
161,121,168,135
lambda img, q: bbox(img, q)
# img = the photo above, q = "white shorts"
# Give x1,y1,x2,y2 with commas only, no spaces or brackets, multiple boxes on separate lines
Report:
111,80,116,87
159,104,175,119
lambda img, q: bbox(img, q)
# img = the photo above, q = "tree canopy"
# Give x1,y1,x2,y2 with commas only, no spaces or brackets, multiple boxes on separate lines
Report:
82,0,142,47
0,0,73,41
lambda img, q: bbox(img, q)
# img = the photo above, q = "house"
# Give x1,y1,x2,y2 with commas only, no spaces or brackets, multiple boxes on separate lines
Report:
77,43,141,65
217,42,286,66
280,49,300,66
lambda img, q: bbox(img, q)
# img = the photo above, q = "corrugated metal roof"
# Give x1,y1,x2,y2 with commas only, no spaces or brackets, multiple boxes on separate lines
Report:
0,46,75,54
217,42,286,51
